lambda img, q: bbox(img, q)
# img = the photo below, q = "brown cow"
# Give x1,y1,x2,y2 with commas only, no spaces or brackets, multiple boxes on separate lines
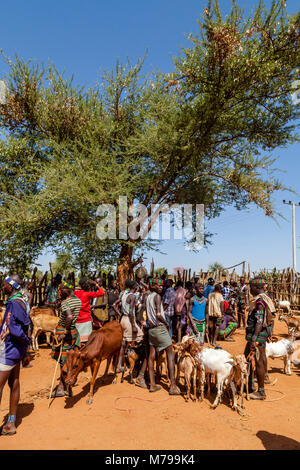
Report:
65,320,123,404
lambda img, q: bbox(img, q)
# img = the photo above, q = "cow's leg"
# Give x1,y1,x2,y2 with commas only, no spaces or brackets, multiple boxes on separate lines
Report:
112,350,120,384
87,358,101,405
101,356,112,383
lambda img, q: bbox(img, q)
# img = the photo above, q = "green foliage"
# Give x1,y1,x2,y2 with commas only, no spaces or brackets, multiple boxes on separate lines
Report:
208,262,225,274
0,0,299,271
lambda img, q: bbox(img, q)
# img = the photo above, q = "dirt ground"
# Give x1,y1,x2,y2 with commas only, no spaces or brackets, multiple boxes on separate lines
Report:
1,318,300,451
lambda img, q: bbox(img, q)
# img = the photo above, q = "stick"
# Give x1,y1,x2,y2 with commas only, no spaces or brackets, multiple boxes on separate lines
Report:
205,331,211,347
48,343,63,408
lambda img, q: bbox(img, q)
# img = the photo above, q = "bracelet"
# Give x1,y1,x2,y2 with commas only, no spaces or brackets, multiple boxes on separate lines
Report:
252,335,257,342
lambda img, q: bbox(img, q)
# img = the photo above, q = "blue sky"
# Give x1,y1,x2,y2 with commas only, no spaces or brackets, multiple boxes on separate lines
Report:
1,0,299,276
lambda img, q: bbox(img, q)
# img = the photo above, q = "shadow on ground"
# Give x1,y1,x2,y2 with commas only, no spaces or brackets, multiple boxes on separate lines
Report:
257,430,300,450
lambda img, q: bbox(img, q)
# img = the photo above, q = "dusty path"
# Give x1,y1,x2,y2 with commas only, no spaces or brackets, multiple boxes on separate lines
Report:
1,319,300,450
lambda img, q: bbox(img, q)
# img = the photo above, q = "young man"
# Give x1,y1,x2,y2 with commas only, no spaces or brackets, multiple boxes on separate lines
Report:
0,274,31,435
51,280,82,398
146,278,180,395
114,280,144,373
204,278,215,299
237,277,248,328
162,279,176,339
187,283,208,345
207,284,224,348
174,280,187,342
74,278,105,344
244,278,276,400
44,274,62,311
222,281,231,301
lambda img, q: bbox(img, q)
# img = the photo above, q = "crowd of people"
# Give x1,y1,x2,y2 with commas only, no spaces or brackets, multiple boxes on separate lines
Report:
0,271,276,435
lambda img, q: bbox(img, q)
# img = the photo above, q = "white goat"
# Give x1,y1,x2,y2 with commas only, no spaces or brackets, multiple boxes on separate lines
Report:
194,347,239,411
266,335,295,376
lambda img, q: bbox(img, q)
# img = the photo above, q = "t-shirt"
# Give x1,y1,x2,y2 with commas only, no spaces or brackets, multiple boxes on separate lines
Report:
74,288,105,323
0,298,31,366
204,284,214,299
59,295,82,327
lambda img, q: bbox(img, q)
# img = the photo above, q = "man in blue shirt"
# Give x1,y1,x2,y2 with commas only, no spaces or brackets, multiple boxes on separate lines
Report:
204,278,215,299
0,274,31,436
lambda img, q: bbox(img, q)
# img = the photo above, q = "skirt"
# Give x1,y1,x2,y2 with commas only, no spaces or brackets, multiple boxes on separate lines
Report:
120,315,144,342
51,326,80,373
75,321,92,343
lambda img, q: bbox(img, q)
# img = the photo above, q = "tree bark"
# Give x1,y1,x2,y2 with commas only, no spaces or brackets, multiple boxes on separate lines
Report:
117,243,141,290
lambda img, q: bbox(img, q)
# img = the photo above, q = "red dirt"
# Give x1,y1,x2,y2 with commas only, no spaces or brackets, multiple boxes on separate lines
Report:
1,319,300,450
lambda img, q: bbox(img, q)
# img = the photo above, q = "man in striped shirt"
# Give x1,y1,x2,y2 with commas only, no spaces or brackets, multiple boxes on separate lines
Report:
51,280,81,398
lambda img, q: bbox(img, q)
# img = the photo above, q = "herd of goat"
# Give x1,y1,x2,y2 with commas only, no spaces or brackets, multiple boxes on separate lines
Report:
0,299,300,415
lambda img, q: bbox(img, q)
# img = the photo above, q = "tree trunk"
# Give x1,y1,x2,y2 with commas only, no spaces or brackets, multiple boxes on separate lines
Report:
117,243,134,291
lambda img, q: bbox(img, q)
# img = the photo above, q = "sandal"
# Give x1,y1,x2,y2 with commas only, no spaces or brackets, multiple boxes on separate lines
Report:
1,425,16,436
169,385,181,396
135,378,148,389
51,387,66,398
149,385,161,393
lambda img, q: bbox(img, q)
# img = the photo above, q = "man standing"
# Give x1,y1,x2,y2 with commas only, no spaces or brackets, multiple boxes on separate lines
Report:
222,281,232,301
237,277,248,329
207,284,224,348
204,278,215,299
244,278,276,400
0,274,31,435
162,279,176,339
44,274,62,311
146,278,180,395
174,280,187,342
74,278,105,344
186,283,208,345
114,280,144,373
51,280,82,398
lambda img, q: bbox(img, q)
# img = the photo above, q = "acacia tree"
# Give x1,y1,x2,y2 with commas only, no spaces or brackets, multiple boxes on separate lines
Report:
0,0,299,286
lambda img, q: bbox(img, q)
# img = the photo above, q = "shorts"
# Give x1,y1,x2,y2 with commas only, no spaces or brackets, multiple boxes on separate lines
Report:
0,362,16,371
120,315,144,342
148,325,172,352
193,319,205,345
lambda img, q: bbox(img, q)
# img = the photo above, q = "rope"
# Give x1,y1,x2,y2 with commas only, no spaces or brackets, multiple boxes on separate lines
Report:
263,388,286,402
114,395,171,413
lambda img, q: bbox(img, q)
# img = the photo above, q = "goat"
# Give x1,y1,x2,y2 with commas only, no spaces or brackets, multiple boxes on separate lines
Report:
278,314,300,334
266,333,296,376
231,354,249,410
173,340,202,401
193,347,240,412
30,306,56,347
275,300,291,315
31,313,59,351
120,341,145,384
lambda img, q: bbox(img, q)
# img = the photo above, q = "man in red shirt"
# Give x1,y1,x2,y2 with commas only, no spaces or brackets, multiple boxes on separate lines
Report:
74,278,105,345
